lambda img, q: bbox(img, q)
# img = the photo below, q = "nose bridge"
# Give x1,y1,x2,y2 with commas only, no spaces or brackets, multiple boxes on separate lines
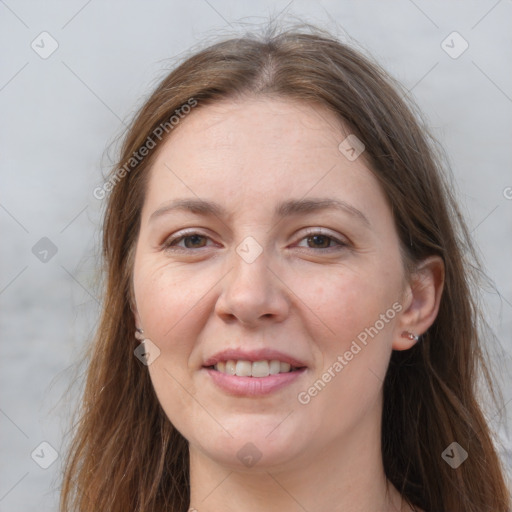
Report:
231,239,270,293
216,236,288,324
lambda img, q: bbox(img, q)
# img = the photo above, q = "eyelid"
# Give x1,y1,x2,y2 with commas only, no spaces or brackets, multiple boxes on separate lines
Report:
162,227,349,252
294,227,349,249
161,228,214,250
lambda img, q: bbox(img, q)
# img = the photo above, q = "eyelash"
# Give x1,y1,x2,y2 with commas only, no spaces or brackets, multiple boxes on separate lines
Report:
162,229,348,253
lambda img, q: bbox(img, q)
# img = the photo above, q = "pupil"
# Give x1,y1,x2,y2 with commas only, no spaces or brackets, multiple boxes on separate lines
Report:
185,235,205,248
309,235,329,248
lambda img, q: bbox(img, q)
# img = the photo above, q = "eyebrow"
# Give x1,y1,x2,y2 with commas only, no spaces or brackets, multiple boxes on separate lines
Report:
148,197,370,227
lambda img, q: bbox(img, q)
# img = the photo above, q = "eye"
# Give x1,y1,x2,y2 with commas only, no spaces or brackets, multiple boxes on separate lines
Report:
296,230,348,251
162,229,349,253
162,231,213,250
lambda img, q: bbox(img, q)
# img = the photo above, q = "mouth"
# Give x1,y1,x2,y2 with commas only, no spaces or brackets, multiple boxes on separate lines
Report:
204,359,306,377
202,349,308,396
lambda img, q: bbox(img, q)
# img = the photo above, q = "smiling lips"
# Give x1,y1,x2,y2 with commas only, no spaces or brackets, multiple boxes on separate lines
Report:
213,359,296,377
202,348,307,396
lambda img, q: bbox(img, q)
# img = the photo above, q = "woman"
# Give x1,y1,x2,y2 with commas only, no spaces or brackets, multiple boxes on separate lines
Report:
61,27,511,511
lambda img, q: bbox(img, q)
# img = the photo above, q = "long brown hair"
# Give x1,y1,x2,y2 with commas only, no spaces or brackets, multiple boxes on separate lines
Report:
60,25,511,512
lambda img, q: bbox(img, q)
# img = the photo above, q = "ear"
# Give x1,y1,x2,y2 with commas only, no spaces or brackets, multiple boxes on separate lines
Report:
393,255,445,350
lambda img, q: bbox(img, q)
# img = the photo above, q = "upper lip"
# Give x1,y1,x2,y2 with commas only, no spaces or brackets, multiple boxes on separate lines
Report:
203,348,308,368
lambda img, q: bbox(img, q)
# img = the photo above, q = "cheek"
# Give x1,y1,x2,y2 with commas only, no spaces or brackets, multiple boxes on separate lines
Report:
133,263,215,436
293,269,399,432
133,260,212,348
132,261,211,415
296,262,402,408
296,262,401,346
133,252,402,363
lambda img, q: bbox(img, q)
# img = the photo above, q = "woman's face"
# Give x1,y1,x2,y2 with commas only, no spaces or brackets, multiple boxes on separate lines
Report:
132,97,410,471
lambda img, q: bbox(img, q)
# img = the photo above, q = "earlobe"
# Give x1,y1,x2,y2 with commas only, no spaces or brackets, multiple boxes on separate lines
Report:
393,330,421,351
401,331,419,342
392,255,445,351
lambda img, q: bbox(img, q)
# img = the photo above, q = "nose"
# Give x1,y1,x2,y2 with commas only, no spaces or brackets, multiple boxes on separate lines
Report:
214,247,290,327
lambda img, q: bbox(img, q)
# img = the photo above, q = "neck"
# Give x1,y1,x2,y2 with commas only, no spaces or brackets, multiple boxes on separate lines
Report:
188,406,406,512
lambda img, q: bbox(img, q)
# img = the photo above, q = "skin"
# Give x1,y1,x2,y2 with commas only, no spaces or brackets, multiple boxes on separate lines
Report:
132,97,443,512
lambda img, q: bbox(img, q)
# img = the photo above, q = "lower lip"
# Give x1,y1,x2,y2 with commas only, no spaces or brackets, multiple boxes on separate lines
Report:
204,367,307,396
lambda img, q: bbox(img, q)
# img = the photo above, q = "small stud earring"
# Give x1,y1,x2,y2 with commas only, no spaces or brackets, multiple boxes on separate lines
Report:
135,328,145,341
401,331,420,342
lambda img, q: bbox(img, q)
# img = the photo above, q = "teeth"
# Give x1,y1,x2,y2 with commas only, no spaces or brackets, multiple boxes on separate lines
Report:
269,360,281,375
280,362,291,373
213,359,298,377
225,360,236,375
235,360,252,377
252,361,270,377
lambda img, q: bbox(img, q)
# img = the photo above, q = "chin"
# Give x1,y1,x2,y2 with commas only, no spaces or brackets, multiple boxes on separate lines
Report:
190,423,310,472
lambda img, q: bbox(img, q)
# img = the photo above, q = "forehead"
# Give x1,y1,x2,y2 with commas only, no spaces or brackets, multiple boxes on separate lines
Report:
141,97,385,220
159,97,347,161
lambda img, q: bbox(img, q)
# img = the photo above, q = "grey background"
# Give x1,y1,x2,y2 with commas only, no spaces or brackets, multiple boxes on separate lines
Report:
1,1,511,510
